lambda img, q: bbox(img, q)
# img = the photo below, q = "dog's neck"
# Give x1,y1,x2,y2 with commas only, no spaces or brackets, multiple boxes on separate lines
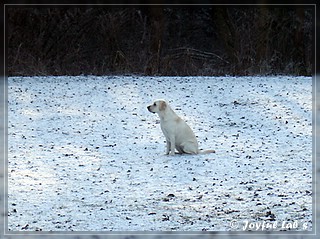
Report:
158,106,179,122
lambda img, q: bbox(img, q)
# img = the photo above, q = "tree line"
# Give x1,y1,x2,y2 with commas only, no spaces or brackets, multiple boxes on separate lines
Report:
7,6,313,76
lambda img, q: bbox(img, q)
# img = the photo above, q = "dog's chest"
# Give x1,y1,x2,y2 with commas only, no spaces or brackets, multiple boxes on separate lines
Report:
160,120,175,137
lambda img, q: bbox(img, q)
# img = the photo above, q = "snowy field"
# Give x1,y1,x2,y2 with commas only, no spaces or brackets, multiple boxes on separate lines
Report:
7,76,312,232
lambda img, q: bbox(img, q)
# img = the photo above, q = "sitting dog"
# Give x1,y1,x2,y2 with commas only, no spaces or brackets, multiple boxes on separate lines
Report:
147,99,215,155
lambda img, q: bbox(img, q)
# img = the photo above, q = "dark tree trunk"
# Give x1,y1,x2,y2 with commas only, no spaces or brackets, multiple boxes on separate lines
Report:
145,7,164,75
212,8,239,74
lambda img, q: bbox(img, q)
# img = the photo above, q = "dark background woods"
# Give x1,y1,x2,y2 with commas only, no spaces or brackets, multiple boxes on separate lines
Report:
6,6,314,76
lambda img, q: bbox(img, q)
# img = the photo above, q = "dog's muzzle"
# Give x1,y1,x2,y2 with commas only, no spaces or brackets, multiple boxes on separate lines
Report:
147,106,155,113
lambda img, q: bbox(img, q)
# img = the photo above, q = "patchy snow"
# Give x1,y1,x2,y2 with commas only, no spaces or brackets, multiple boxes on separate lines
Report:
7,76,312,232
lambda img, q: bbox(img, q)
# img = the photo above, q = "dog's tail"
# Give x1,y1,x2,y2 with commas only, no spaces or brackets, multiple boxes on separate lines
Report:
199,149,216,154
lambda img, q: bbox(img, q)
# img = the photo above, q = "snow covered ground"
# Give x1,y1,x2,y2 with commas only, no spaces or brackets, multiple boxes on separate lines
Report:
7,76,312,232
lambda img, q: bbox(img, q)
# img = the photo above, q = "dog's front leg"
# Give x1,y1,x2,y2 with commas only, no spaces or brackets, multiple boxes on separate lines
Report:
165,140,171,155
169,136,175,156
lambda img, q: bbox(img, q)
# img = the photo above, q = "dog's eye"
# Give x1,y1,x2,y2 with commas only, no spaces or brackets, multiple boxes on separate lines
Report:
153,103,156,106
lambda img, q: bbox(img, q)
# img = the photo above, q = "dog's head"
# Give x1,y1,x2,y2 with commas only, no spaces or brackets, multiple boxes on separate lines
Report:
147,100,167,114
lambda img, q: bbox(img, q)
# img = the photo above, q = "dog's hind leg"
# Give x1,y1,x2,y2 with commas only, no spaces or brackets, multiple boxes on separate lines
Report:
180,142,199,154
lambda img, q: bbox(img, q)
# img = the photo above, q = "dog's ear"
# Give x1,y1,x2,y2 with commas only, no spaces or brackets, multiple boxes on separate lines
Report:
159,101,167,111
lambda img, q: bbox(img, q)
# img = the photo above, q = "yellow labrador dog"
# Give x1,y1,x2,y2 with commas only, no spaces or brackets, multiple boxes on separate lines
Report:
147,99,215,155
